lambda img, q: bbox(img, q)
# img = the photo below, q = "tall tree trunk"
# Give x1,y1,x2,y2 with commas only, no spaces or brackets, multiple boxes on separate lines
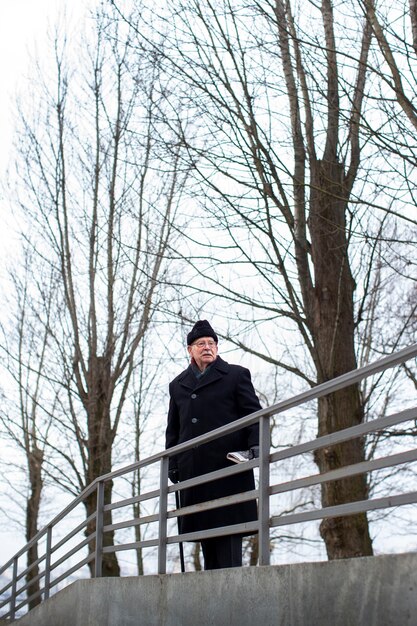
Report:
247,535,259,566
26,446,43,608
309,159,373,559
84,356,120,577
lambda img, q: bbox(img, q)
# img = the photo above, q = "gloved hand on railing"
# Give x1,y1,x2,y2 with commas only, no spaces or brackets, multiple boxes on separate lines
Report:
168,468,179,484
249,445,259,459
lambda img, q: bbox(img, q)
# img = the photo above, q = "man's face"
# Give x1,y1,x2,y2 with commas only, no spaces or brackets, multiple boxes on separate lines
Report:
187,336,218,371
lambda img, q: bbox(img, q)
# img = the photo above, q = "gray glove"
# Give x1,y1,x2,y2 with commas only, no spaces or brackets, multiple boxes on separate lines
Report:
250,446,259,459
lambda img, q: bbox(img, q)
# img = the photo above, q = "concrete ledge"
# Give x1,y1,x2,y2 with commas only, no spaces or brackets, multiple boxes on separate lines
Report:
13,552,417,625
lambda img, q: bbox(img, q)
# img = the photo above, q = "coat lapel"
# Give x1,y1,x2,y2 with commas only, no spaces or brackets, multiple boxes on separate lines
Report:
177,367,197,390
178,357,230,391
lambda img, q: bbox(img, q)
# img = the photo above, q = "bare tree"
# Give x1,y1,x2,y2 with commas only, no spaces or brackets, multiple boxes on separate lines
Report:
110,0,417,559
10,7,187,577
0,253,58,607
360,0,417,133
127,339,167,575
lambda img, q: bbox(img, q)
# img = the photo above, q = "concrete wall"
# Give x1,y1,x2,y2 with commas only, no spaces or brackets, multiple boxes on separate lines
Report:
13,552,417,626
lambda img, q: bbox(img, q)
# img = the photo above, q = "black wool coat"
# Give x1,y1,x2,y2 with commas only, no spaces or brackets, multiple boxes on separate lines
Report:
165,356,261,536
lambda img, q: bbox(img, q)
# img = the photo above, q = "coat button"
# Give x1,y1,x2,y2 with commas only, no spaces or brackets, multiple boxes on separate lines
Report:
191,393,197,399
191,418,198,423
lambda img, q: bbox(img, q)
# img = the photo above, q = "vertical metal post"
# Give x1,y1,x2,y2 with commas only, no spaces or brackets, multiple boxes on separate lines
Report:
10,556,18,621
258,414,271,565
175,490,185,573
94,481,105,578
44,526,53,600
158,456,169,574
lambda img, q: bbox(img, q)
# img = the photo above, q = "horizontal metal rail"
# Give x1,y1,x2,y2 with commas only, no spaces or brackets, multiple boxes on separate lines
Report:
167,458,259,493
171,489,260,519
9,554,45,589
271,491,417,527
0,343,416,621
52,513,96,553
103,513,159,533
168,521,260,544
104,488,161,512
103,538,159,553
0,592,12,611
50,535,95,572
48,553,95,591
270,447,417,496
270,406,417,463
12,570,44,602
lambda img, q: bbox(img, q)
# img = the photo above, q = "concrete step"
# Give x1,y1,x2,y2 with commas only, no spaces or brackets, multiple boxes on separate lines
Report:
12,552,417,625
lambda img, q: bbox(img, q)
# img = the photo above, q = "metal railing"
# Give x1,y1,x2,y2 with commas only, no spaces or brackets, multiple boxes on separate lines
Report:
1,344,417,621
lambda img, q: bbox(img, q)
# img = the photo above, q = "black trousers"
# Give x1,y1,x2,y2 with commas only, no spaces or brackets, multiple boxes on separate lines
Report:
200,535,243,570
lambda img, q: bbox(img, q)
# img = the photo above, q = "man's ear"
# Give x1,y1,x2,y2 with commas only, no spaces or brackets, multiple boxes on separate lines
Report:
187,345,193,357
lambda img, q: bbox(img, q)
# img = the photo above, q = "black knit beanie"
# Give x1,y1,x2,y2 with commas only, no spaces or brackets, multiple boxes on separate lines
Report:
187,320,218,345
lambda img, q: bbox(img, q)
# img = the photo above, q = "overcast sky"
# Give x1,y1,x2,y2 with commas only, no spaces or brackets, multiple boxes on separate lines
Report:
0,0,98,279
0,0,97,565
0,1,60,173
0,1,61,271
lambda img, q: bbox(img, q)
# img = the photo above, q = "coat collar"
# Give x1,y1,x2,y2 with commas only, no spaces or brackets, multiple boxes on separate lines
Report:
177,356,230,390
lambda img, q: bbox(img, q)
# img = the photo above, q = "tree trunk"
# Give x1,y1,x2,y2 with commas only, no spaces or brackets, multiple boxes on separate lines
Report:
84,356,120,577
26,446,43,608
247,535,259,566
309,159,373,559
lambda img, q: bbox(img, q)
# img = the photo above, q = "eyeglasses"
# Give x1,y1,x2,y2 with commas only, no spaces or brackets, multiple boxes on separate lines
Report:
192,340,217,349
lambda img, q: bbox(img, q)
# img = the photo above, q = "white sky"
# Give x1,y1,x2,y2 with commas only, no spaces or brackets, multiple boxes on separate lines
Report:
0,1,60,269
0,0,97,565
0,0,97,266
0,1,62,173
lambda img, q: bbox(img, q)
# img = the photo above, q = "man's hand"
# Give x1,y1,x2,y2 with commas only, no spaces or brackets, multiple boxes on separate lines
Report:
168,468,179,484
250,446,259,459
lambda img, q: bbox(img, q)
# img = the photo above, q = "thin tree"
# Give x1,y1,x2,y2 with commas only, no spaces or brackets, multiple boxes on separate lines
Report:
11,8,187,576
0,255,58,607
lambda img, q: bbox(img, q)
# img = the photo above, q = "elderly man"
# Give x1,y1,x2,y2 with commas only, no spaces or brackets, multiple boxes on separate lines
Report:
165,320,261,570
